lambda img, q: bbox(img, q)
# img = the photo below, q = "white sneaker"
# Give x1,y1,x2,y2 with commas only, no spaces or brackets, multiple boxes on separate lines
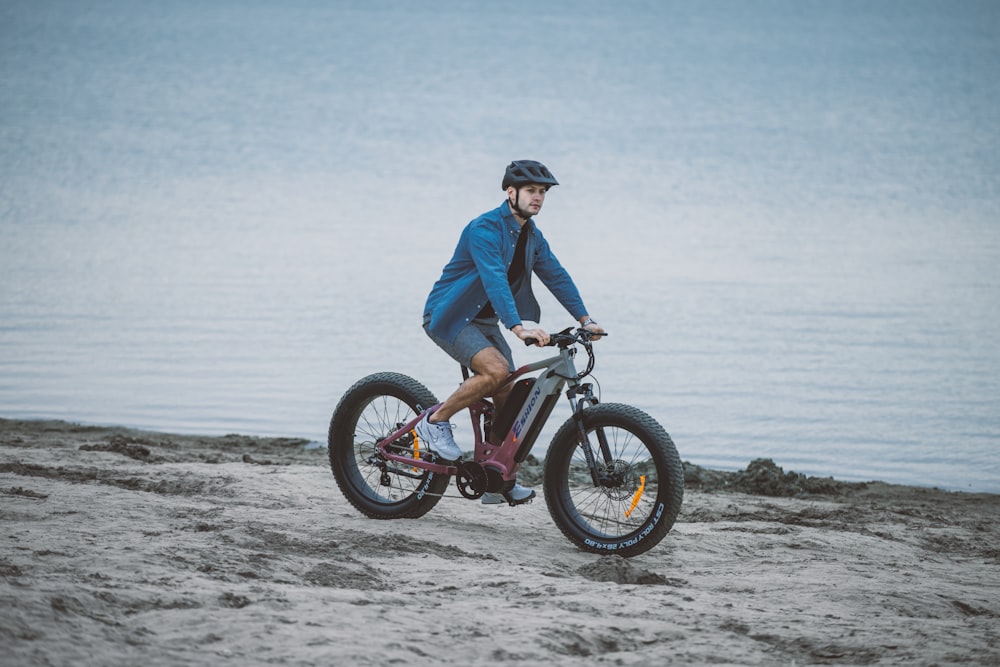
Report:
482,483,535,505
413,413,463,461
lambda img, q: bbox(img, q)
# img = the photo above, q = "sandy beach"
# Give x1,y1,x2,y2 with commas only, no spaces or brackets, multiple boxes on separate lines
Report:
1,418,998,666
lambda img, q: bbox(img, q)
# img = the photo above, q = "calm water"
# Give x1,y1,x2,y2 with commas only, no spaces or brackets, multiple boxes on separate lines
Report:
2,1,998,491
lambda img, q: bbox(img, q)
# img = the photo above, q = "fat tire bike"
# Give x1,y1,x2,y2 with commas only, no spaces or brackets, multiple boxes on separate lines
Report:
328,327,684,557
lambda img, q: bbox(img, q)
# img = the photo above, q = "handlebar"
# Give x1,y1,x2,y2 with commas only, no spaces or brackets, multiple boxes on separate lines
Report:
523,327,607,348
523,326,605,379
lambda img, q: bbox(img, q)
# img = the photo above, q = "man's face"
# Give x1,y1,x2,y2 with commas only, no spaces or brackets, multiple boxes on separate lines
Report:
508,183,548,216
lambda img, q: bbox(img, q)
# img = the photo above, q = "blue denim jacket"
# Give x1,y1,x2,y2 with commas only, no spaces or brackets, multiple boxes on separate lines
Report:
424,200,588,343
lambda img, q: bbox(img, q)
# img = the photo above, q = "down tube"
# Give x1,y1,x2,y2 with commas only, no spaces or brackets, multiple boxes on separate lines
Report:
514,391,561,462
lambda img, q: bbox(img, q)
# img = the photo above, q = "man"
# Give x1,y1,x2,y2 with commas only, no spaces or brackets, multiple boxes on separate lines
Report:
418,160,605,505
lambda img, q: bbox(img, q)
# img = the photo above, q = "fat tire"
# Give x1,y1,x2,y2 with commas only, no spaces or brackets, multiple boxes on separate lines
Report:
544,403,683,557
328,372,450,519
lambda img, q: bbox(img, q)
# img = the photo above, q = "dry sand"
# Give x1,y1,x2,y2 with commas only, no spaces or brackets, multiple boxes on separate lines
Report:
2,418,998,666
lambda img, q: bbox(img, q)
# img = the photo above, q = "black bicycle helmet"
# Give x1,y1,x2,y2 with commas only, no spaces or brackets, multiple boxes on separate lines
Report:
501,160,559,190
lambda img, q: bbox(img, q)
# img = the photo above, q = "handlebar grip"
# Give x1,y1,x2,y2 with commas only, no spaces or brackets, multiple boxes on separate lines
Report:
523,337,557,347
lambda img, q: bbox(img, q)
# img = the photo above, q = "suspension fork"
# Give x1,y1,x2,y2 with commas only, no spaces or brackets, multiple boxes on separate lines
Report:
566,382,611,486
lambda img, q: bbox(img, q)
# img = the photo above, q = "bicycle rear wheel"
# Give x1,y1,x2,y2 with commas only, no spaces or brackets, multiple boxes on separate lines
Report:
544,403,684,557
328,372,450,519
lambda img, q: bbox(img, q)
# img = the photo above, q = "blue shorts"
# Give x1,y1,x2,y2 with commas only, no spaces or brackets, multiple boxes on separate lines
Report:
423,316,515,372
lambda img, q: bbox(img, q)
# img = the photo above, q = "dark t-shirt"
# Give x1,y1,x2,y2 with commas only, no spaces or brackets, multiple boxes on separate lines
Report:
477,226,528,319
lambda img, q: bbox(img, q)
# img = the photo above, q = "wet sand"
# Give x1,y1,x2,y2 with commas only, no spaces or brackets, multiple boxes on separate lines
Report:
2,418,998,665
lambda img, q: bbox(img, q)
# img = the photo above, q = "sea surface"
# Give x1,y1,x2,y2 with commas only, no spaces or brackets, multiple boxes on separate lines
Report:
2,0,998,492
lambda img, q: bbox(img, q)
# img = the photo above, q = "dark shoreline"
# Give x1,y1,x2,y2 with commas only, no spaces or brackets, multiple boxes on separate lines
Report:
3,417,993,499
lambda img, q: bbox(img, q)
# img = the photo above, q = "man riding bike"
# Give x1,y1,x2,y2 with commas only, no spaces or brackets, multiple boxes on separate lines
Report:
418,160,605,505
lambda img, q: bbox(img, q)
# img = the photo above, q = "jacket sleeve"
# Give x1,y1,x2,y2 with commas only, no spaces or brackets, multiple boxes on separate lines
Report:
468,220,522,329
531,230,588,320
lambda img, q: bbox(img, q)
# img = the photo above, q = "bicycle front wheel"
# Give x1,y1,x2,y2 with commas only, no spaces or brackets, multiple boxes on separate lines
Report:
328,372,450,519
544,403,684,558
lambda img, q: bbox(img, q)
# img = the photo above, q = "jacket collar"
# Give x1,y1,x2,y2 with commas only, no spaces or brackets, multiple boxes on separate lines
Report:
500,200,533,235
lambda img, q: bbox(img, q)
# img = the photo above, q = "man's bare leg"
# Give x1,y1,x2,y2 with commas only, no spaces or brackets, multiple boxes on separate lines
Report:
429,347,511,424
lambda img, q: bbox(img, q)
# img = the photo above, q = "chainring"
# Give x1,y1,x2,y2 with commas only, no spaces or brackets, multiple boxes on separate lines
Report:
455,461,488,499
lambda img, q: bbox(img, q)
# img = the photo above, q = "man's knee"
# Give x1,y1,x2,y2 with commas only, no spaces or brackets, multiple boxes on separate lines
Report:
471,347,510,386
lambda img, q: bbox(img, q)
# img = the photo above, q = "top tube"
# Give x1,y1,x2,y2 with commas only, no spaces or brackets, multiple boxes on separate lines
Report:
506,353,565,383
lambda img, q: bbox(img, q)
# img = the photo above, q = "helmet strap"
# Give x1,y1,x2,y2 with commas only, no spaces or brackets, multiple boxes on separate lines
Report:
509,187,532,221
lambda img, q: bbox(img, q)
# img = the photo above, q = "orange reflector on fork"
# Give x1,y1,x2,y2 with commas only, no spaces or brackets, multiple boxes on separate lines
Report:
625,475,646,519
